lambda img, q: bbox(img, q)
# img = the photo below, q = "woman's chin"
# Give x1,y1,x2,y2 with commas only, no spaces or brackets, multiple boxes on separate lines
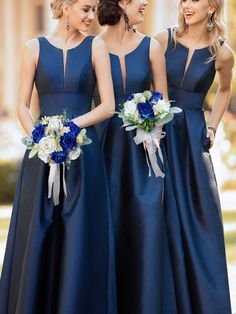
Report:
77,24,91,33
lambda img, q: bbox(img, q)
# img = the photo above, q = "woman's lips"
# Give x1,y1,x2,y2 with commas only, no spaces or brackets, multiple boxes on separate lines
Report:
185,12,195,19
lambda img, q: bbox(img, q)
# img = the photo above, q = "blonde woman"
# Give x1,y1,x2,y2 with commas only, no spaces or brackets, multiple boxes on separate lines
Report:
0,0,116,313
155,0,234,313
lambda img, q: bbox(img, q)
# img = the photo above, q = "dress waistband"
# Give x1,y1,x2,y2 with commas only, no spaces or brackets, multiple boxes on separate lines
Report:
38,93,92,119
168,86,206,111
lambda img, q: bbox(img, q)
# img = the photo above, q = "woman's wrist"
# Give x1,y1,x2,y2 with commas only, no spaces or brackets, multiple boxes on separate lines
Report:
71,118,80,128
207,126,217,137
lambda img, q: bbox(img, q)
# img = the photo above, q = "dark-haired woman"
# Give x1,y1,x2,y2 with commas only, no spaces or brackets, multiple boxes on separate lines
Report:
155,0,234,313
97,1,177,313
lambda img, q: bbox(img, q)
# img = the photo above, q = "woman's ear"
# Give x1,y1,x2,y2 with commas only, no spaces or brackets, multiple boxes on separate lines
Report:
208,4,216,16
62,1,71,17
118,0,128,11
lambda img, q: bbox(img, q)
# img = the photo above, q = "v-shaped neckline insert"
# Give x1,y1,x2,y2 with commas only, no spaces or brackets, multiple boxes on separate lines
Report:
178,43,209,88
43,36,91,90
109,36,147,94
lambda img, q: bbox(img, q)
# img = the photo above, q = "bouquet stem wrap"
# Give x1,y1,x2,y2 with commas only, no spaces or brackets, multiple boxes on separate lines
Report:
48,163,68,206
134,127,166,178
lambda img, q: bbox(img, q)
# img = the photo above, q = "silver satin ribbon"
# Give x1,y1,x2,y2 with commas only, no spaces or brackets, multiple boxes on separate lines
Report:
48,163,67,206
134,127,166,178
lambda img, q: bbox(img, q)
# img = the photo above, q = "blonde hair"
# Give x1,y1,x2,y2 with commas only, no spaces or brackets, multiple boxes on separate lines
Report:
50,0,78,19
173,0,227,60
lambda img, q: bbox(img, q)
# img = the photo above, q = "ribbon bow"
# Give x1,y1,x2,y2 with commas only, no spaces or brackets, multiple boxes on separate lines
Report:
134,127,166,178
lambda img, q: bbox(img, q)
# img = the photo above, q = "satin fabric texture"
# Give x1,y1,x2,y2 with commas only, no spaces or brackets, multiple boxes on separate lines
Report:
163,28,232,314
0,36,117,314
99,36,178,314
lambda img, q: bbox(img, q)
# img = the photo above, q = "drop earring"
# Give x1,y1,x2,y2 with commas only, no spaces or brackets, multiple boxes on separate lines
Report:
207,12,215,32
124,13,131,31
124,12,136,33
66,16,70,31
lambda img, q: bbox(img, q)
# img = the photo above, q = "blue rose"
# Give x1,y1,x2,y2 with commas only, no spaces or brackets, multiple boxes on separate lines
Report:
60,131,77,150
51,151,67,164
66,121,81,136
32,124,45,143
126,94,134,101
150,91,163,102
138,101,155,119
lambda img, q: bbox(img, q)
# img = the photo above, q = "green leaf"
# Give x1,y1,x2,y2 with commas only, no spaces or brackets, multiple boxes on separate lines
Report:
21,136,34,148
156,113,174,126
125,125,137,131
82,138,92,145
170,107,182,113
29,149,38,159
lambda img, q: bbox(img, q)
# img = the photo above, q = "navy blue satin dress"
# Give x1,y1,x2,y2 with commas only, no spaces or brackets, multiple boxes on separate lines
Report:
101,36,177,314
0,36,116,314
164,28,232,314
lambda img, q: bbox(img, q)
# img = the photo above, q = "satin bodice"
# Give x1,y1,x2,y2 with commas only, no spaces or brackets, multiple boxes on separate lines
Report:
165,28,216,110
109,36,152,107
35,36,96,119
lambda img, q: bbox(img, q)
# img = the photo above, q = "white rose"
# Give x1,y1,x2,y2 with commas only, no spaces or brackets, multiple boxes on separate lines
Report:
158,99,170,110
38,152,50,163
123,100,137,116
48,117,63,132
38,136,56,154
153,99,170,116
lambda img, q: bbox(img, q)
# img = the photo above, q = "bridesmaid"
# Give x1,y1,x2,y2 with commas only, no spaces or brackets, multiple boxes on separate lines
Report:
155,0,234,313
97,1,177,313
0,0,116,313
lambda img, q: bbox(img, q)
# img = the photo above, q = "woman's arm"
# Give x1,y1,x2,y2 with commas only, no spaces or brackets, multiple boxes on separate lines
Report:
207,44,234,141
73,37,115,128
150,38,168,99
17,39,39,135
154,30,169,56
209,44,234,128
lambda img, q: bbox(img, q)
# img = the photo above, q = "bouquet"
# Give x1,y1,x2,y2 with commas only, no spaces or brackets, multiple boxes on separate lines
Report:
116,90,182,177
22,113,92,205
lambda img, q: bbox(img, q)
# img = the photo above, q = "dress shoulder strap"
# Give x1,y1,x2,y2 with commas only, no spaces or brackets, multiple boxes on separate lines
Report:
167,27,173,45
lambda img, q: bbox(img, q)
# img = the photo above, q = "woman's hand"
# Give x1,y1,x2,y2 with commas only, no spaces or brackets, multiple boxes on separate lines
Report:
206,127,216,148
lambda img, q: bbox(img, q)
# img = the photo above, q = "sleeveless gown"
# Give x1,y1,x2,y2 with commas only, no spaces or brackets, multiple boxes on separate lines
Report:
163,28,232,314
101,36,177,314
0,36,116,314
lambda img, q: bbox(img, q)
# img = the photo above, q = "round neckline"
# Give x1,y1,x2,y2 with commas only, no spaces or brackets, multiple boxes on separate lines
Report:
43,36,91,52
109,36,147,58
177,41,210,51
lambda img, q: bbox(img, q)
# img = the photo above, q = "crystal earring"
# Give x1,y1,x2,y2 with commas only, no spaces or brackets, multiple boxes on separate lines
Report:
207,12,215,32
66,16,70,31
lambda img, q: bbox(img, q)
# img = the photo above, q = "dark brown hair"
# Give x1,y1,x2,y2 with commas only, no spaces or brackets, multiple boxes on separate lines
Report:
98,0,132,26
